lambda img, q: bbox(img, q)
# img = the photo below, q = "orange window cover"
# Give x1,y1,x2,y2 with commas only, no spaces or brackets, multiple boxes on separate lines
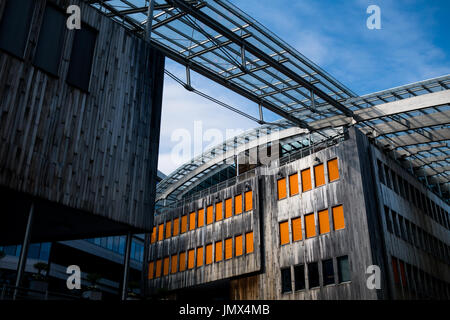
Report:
181,215,187,233
225,198,232,218
179,252,186,272
188,249,195,269
216,202,223,221
289,173,299,196
277,178,287,200
171,254,178,274
148,262,154,279
279,221,290,245
291,217,302,242
158,224,164,241
189,212,196,231
225,238,233,260
205,244,213,265
150,227,156,244
235,195,243,215
173,218,180,236
163,257,170,276
215,241,223,262
198,209,205,227
197,247,203,267
332,205,345,230
314,164,325,187
245,232,254,254
318,209,330,234
206,206,213,224
235,235,243,257
328,158,340,182
155,259,162,278
301,168,312,192
165,221,172,239
305,213,316,238
244,190,253,211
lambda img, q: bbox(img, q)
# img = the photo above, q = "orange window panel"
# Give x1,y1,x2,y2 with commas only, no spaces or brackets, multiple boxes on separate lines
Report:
197,209,205,227
328,158,340,182
235,235,243,257
225,238,233,260
163,257,170,276
189,212,196,231
215,202,223,221
332,205,345,230
277,178,287,200
244,190,253,211
245,232,254,254
188,249,195,269
392,257,399,284
318,209,330,234
150,226,157,244
305,213,316,238
235,195,243,215
291,217,302,242
301,168,312,192
179,252,186,272
206,205,214,224
205,244,213,265
279,221,290,245
148,262,154,279
289,173,299,196
158,224,164,241
314,164,325,187
173,218,180,236
197,247,203,267
225,198,232,219
215,241,223,262
165,221,172,239
155,259,162,278
171,254,178,274
181,215,187,233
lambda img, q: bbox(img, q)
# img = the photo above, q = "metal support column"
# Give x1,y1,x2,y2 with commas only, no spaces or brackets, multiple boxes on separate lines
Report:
13,201,35,300
121,232,132,301
146,0,155,41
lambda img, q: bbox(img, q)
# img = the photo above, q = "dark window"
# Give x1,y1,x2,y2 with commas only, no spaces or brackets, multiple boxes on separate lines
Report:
398,176,405,198
281,267,292,293
294,265,305,291
384,165,391,188
398,216,407,241
28,243,40,259
384,206,393,233
66,25,97,92
377,160,385,184
392,211,400,237
0,0,34,57
322,259,335,286
391,171,399,194
307,262,320,288
405,220,411,243
337,256,351,283
33,5,66,76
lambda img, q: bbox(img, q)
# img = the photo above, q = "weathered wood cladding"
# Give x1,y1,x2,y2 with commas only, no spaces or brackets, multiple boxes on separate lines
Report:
0,0,164,234
147,177,261,293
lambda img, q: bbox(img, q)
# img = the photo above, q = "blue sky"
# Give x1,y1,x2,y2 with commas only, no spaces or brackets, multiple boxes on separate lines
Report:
158,0,450,175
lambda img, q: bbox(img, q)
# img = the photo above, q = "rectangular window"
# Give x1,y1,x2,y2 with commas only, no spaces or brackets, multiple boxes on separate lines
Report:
332,205,345,230
235,235,243,257
205,244,213,265
34,5,66,76
188,249,195,269
318,209,330,234
294,265,305,291
384,165,391,189
150,227,157,244
215,241,223,262
244,190,253,211
0,0,34,58
182,215,188,233
165,221,172,239
148,262,154,279
158,224,164,241
206,205,214,224
155,259,162,278
277,178,287,200
337,256,350,283
197,247,203,267
281,267,292,293
225,198,232,218
314,164,325,187
308,262,320,288
179,252,186,272
235,195,243,215
291,217,302,242
399,260,407,288
163,257,170,276
289,173,299,196
305,213,316,238
197,209,204,227
327,158,340,182
189,212,196,231
377,160,385,184
322,259,335,286
301,168,312,192
225,238,233,260
384,206,392,233
171,254,178,274
279,221,290,245
392,211,400,237
215,202,223,221
173,218,180,236
245,232,254,254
